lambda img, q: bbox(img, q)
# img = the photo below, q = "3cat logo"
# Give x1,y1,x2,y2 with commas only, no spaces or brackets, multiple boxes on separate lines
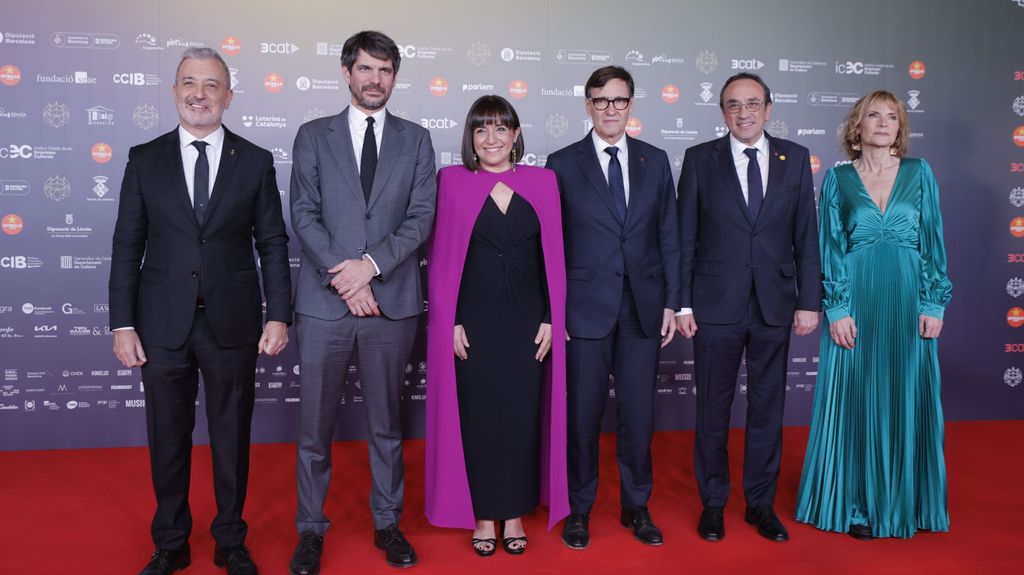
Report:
91,143,112,164
809,155,821,175
908,61,925,80
429,77,448,97
1014,126,1024,147
625,117,642,137
221,36,241,56
264,73,284,93
1012,162,1024,173
1009,307,1024,328
661,84,680,104
508,80,527,100
1012,217,1024,238
0,64,21,86
2,214,23,235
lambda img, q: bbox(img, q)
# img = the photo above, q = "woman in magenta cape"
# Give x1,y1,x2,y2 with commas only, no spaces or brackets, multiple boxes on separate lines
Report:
425,96,568,553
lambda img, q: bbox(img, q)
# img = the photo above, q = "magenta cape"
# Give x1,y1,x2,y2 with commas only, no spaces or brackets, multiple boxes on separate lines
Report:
425,165,569,530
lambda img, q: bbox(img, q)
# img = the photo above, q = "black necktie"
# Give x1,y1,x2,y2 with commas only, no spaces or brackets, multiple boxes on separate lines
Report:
605,146,627,221
360,116,377,203
744,147,763,221
192,140,209,224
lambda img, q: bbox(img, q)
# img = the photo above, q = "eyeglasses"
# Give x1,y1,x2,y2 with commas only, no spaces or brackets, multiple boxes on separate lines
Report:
724,100,765,114
589,97,631,111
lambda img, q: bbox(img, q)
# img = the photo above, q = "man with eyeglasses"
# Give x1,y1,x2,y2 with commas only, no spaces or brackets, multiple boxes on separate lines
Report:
545,65,680,550
676,72,821,543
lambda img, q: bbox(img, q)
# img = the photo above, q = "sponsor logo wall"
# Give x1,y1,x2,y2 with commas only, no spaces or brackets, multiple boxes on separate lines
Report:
0,0,1017,449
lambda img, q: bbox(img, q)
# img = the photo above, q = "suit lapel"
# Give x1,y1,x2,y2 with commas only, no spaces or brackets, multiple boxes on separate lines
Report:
711,135,754,226
575,132,624,226
325,108,365,206
624,136,646,228
163,129,199,228
367,111,406,211
202,127,240,229
758,136,786,225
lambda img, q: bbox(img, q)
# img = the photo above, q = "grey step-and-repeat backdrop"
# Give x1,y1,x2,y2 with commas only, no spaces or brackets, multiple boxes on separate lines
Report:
2,0,1022,450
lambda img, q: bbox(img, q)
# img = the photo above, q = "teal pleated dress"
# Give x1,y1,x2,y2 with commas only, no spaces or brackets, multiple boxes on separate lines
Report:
795,158,952,538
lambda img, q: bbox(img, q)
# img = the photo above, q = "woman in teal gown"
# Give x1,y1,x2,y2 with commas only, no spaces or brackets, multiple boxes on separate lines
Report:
796,91,952,539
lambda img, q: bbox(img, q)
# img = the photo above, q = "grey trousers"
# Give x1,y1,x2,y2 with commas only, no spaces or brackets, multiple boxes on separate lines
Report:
294,312,417,533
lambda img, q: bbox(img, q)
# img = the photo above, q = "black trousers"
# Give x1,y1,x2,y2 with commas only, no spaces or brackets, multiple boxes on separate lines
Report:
693,293,791,509
141,308,258,549
567,283,660,514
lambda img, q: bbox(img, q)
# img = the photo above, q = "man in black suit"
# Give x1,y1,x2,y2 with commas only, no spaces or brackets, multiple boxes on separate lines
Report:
546,66,680,550
110,47,292,575
676,72,821,543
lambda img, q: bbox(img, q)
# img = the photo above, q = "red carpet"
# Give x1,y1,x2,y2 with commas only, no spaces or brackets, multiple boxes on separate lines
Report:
1,421,1020,574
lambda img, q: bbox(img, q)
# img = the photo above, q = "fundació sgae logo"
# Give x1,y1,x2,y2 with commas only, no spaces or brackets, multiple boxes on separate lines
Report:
1012,216,1024,238
1009,307,1024,328
809,155,821,175
1014,126,1024,147
1,64,21,86
91,142,112,164
508,79,527,100
264,72,284,93
661,84,680,104
222,36,241,56
2,213,23,235
429,77,448,97
625,117,642,137
908,61,925,80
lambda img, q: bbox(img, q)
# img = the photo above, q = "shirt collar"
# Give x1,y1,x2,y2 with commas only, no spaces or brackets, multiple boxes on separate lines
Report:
729,131,768,159
179,125,225,151
591,130,628,159
348,105,387,130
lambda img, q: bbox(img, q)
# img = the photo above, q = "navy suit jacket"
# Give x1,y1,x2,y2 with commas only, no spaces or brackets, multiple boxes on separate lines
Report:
546,133,681,339
109,127,293,349
678,133,821,327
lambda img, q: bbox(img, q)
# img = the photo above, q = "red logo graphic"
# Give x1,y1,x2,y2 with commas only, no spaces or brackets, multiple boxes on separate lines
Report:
1009,307,1024,328
1015,71,1024,81
809,155,821,175
508,80,528,100
661,84,680,104
1012,162,1024,173
222,36,241,56
908,61,926,80
1009,253,1024,263
625,117,642,137
429,77,448,97
0,64,21,86
264,73,284,93
1013,217,1024,237
91,142,112,164
1014,126,1024,147
1,214,23,235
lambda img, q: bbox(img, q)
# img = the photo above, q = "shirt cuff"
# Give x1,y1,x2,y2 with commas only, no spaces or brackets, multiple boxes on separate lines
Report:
362,254,381,277
113,326,135,331
676,308,693,317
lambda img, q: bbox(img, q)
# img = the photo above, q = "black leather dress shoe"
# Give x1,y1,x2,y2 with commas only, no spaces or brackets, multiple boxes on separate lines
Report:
561,513,590,549
290,532,324,575
140,543,191,575
697,507,725,541
848,524,873,540
620,506,663,546
744,506,789,542
214,544,258,575
374,524,417,568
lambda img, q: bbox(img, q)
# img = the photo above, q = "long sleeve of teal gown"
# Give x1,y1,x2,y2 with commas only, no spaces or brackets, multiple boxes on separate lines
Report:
796,158,951,538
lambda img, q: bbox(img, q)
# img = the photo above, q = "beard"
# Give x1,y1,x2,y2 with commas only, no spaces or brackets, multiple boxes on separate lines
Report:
351,82,390,111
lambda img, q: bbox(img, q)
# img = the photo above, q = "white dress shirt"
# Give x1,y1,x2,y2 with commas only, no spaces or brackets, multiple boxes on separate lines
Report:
179,124,225,203
591,130,630,205
347,106,386,172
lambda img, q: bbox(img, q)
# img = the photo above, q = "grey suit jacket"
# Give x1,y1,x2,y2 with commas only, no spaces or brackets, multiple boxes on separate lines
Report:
290,108,437,320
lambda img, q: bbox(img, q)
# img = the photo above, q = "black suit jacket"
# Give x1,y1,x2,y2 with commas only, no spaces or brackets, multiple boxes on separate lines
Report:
678,133,820,327
546,133,681,339
109,126,292,349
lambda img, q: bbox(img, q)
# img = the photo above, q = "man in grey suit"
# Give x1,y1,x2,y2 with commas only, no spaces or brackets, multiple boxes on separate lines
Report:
288,31,436,574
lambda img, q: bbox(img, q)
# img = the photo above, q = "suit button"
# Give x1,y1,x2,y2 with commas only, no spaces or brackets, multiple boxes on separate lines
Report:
199,239,207,244
619,237,626,244
191,271,199,278
366,212,373,219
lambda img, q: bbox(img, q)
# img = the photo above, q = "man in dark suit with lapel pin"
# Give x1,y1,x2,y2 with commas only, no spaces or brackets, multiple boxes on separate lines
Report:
545,66,680,550
288,31,436,574
676,72,821,543
110,47,292,575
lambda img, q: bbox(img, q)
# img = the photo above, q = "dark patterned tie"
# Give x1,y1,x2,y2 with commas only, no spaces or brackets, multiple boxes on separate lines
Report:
360,116,377,203
191,140,209,224
605,146,627,221
744,147,763,221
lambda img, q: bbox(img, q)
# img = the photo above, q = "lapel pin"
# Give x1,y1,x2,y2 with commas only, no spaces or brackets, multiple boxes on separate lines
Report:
230,148,236,156
779,154,786,161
